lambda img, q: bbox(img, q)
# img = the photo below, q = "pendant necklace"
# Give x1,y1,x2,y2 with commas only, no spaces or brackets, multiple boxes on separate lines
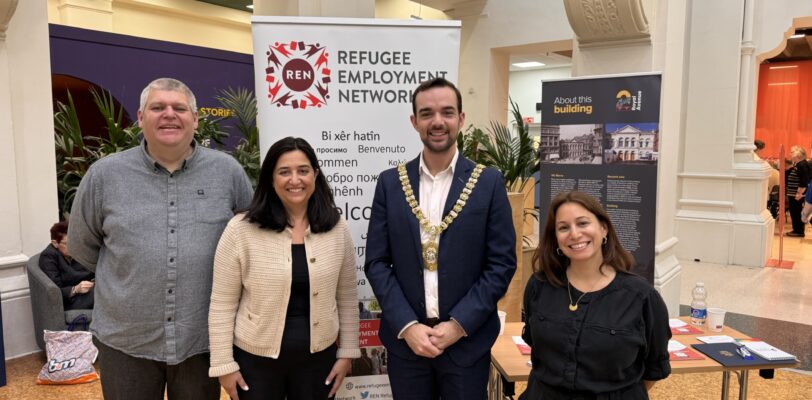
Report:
566,280,589,312
566,269,607,312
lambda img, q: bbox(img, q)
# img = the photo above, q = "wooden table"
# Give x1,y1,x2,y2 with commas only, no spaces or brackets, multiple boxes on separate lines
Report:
488,317,799,400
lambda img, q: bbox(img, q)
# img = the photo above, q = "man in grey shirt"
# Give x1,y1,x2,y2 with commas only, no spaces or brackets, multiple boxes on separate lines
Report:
69,78,253,400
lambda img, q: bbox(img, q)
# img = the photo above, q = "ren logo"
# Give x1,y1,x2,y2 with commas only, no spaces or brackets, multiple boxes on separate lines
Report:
48,357,77,372
264,40,331,110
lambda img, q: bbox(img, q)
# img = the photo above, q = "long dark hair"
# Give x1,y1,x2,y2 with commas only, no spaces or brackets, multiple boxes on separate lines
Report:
533,191,634,287
243,137,340,233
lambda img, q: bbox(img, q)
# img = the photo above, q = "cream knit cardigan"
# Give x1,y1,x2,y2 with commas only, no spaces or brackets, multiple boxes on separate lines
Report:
208,214,360,377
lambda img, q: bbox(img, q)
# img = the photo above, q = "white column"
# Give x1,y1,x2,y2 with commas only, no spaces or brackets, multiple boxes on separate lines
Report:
1,0,58,359
674,0,774,268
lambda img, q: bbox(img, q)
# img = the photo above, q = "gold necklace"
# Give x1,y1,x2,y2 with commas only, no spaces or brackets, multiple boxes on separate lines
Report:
566,280,589,311
398,163,485,271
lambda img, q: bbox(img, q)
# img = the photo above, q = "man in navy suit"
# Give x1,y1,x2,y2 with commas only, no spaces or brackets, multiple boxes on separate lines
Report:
365,78,516,399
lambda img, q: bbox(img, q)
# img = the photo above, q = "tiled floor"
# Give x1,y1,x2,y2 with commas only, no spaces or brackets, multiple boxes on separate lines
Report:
678,223,812,373
678,227,812,326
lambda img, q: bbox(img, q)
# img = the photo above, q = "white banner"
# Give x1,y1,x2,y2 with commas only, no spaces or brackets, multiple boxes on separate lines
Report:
252,16,461,399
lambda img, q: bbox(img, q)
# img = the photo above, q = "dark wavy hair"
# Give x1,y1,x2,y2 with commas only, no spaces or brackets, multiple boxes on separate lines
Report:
533,191,634,287
411,77,462,116
50,221,69,242
243,137,340,233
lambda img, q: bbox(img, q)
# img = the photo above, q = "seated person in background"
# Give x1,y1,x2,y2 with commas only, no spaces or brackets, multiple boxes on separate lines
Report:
39,221,94,310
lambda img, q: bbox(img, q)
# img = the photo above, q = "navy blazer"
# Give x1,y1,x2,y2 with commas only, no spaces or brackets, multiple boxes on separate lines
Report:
364,155,517,367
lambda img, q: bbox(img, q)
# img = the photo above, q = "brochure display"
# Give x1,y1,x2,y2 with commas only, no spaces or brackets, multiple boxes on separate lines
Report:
691,343,796,367
252,16,461,399
539,74,662,281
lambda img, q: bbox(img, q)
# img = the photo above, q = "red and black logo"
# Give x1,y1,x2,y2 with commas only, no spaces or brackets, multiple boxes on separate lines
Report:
264,41,330,109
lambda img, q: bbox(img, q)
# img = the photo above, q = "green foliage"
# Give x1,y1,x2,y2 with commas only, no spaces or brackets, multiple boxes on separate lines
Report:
216,87,260,188
196,114,229,149
457,98,539,192
53,87,261,217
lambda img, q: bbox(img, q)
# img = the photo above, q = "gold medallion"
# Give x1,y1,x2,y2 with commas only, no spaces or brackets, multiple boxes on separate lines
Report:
423,240,439,271
398,163,485,271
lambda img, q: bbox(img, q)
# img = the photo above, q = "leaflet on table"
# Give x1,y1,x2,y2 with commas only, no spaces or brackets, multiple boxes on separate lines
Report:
696,335,736,344
741,341,797,361
671,325,702,335
668,339,705,361
512,336,531,355
667,339,686,352
669,319,702,334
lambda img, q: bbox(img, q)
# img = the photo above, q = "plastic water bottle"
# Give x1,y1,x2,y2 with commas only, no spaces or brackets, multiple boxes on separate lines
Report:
690,282,707,326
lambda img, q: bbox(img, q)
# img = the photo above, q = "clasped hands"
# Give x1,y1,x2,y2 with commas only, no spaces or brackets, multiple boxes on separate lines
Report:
403,321,465,358
72,280,94,296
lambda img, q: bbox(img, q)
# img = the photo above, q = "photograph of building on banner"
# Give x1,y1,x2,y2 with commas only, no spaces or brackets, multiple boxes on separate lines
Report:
539,124,603,164
539,74,661,282
605,122,660,164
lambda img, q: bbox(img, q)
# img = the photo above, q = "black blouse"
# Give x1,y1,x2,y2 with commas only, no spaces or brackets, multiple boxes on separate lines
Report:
521,271,671,399
286,244,310,318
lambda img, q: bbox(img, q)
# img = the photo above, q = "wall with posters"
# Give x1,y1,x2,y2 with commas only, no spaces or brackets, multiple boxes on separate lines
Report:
540,74,662,283
252,17,460,399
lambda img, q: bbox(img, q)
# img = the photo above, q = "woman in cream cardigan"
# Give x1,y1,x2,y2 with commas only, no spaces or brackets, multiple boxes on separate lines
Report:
209,137,360,399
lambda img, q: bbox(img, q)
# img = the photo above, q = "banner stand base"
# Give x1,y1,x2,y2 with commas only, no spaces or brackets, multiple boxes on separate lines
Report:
765,259,794,269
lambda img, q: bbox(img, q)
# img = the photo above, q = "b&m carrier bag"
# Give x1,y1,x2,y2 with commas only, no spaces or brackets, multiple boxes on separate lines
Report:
36,330,100,385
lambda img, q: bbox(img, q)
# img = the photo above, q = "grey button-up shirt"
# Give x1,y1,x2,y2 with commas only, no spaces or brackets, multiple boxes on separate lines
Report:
69,141,254,364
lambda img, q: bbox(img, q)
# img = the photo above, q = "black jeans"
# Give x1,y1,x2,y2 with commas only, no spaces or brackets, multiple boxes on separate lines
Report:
94,338,220,400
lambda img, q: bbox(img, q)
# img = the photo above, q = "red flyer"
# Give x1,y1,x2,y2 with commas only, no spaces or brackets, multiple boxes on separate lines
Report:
671,325,703,335
669,348,705,361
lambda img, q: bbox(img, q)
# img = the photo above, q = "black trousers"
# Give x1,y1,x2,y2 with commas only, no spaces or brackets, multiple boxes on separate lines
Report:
233,315,337,400
387,349,490,400
94,338,220,400
788,196,806,235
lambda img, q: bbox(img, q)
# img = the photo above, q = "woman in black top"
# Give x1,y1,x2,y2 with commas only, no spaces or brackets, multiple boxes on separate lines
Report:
39,221,95,310
521,191,670,399
785,145,810,237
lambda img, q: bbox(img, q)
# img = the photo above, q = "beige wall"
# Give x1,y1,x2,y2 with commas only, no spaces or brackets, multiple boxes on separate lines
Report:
44,0,452,54
375,0,447,20
48,0,253,53
455,1,573,129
